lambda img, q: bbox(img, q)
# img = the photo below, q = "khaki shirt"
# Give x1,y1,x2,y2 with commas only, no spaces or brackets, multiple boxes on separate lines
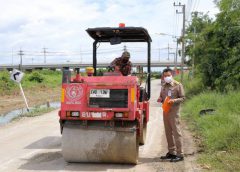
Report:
160,80,185,116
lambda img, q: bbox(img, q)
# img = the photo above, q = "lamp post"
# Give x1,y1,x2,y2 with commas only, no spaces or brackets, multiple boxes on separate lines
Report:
155,33,180,71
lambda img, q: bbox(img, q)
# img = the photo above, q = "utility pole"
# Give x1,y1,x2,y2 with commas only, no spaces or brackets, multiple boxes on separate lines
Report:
174,2,186,83
18,49,24,71
43,47,47,63
123,45,127,52
175,39,179,70
80,46,82,63
12,48,14,66
167,43,170,60
158,48,160,62
167,44,175,61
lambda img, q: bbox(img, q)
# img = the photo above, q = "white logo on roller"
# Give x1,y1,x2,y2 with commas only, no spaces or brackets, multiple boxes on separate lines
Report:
66,85,83,100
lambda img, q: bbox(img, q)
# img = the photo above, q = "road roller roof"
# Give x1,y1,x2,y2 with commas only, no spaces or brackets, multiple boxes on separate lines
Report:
86,27,152,43
83,75,138,85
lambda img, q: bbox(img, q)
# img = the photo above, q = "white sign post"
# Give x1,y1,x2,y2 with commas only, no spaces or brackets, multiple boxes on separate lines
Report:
10,69,29,111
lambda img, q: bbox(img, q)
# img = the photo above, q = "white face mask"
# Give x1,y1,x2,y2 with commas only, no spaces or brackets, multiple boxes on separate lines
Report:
164,76,173,83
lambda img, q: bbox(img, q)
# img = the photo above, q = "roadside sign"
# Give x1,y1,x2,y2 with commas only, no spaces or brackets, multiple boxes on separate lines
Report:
10,69,24,83
9,69,29,111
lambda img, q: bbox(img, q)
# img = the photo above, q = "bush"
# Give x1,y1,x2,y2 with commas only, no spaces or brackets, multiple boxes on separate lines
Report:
27,71,44,83
182,91,240,171
151,72,161,79
0,70,17,95
174,73,204,98
0,70,61,95
184,76,205,98
40,70,61,75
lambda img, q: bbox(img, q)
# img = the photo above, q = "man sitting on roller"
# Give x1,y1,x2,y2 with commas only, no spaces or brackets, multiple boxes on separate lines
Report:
110,51,132,76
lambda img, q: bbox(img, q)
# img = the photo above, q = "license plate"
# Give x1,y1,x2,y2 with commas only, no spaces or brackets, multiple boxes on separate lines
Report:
90,89,110,98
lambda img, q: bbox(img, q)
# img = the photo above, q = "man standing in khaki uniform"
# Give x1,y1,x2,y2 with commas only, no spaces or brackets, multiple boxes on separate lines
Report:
157,68,185,162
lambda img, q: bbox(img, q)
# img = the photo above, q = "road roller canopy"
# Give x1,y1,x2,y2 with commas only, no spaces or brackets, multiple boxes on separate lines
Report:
86,27,152,43
86,26,152,100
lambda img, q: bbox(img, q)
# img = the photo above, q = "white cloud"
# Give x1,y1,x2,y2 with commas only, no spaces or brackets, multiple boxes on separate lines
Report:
0,0,219,64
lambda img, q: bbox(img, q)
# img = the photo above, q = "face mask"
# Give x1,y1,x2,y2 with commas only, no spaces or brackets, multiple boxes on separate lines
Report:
164,76,173,83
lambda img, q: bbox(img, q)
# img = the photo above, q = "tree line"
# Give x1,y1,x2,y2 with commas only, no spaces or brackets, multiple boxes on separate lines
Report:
185,0,240,92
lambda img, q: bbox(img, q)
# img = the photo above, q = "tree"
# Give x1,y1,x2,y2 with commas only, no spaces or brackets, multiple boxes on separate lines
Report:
185,0,240,91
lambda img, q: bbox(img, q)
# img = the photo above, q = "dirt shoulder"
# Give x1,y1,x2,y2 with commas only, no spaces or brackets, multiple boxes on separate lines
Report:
148,119,201,172
0,86,60,115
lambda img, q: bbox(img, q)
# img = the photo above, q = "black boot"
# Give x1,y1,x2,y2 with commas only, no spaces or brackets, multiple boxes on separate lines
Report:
170,155,184,162
160,152,176,160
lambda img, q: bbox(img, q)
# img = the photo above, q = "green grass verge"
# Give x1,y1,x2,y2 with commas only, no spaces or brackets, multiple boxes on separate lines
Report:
12,107,56,122
22,107,56,117
0,70,62,95
174,72,205,98
182,91,240,171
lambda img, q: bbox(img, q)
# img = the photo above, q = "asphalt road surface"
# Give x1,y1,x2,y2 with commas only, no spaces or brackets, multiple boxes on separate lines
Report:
0,80,199,172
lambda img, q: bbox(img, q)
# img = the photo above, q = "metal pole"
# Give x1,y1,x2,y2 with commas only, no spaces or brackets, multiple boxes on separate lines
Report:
93,41,97,76
147,41,151,100
175,40,178,69
80,46,82,63
19,83,29,111
18,49,24,71
174,2,186,83
12,48,14,66
43,47,47,63
158,48,160,62
168,43,169,60
181,5,186,83
123,45,127,52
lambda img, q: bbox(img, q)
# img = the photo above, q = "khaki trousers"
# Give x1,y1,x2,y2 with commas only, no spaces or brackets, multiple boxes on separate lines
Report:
163,112,183,156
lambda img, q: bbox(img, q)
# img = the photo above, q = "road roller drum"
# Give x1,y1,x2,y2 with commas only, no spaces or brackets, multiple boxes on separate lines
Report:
62,122,139,164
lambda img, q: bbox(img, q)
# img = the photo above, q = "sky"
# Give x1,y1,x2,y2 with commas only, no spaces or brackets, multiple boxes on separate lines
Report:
0,0,219,65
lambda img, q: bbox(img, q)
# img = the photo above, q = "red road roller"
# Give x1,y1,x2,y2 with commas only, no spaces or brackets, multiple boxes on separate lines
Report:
58,26,152,164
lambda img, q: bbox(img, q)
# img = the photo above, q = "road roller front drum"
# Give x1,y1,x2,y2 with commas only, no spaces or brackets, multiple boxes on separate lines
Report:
62,122,139,164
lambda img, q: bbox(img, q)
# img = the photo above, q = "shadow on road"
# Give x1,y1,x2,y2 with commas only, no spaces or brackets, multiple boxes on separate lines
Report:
19,151,136,171
24,136,61,149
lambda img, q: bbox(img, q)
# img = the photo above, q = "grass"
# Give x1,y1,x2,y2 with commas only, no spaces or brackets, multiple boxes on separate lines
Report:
12,107,56,122
181,90,240,171
174,72,205,98
0,70,62,95
22,107,56,117
175,73,240,171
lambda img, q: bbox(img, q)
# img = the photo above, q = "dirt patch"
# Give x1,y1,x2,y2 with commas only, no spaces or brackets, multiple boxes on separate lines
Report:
150,120,202,172
0,87,60,115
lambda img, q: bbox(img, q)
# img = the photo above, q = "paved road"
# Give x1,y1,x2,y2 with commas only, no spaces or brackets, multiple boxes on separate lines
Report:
0,80,199,172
